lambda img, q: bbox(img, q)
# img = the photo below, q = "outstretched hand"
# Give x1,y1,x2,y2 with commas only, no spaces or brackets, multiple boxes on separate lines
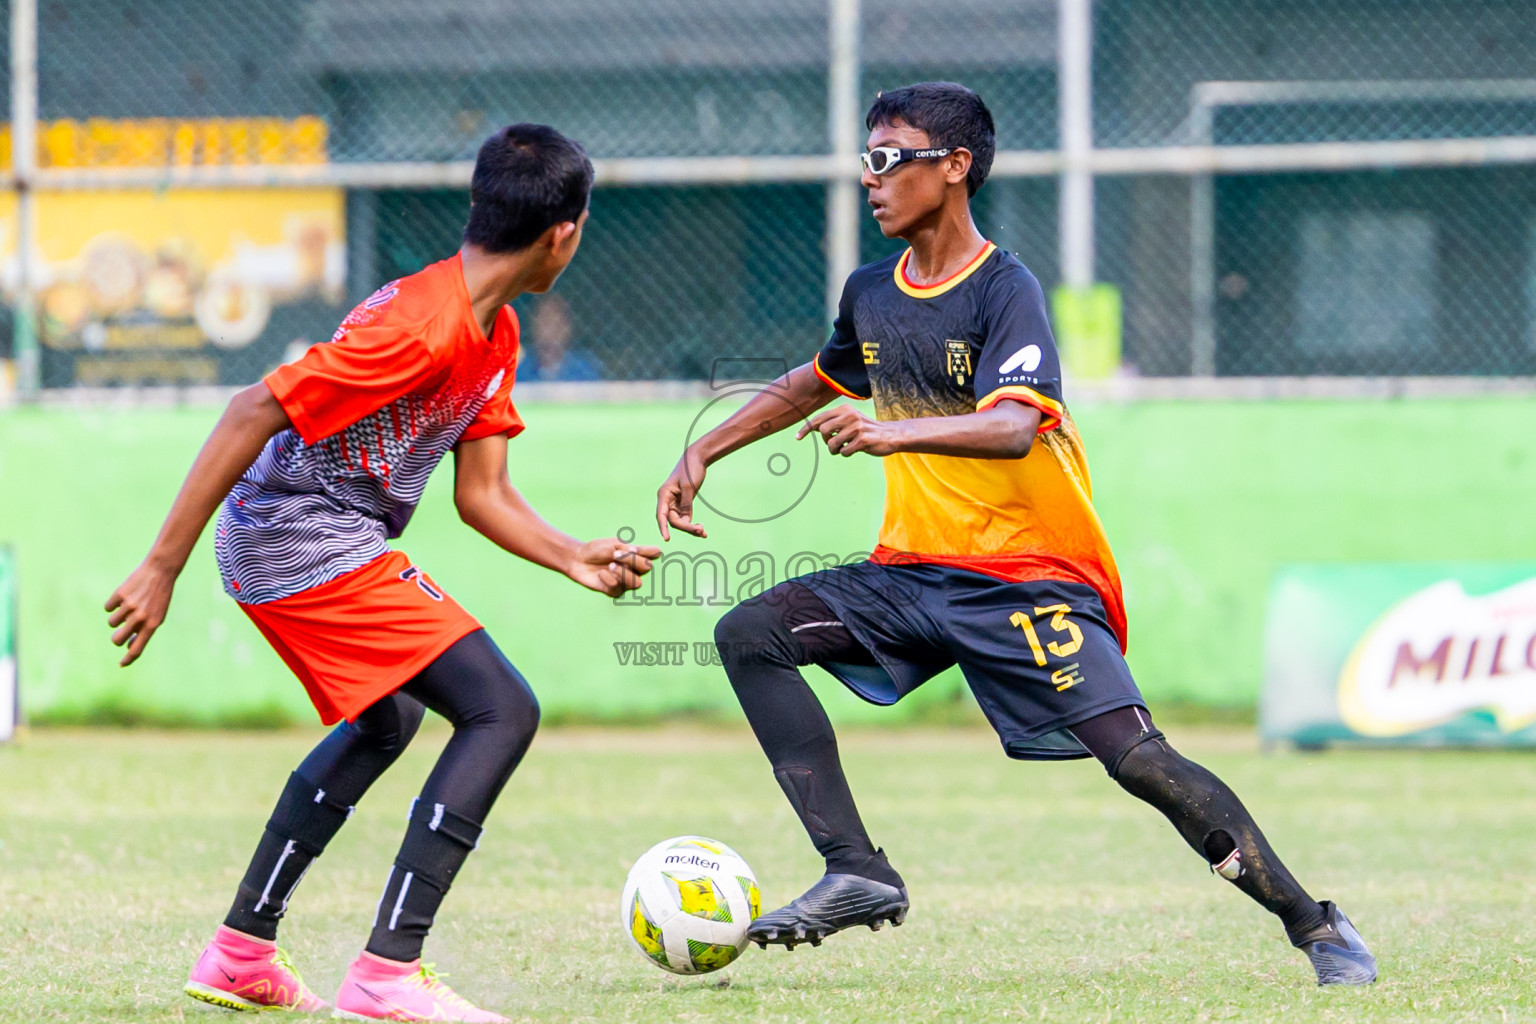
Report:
655,447,709,541
569,539,662,598
105,560,178,667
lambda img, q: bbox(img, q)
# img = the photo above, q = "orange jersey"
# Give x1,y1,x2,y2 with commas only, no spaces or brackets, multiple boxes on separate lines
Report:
217,254,522,604
814,244,1127,648
265,254,523,448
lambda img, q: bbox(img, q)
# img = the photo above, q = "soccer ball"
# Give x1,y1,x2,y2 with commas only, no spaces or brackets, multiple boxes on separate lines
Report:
620,836,761,974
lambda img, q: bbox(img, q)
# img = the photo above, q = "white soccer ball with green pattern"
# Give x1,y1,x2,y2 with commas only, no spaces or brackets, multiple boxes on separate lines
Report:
620,836,761,974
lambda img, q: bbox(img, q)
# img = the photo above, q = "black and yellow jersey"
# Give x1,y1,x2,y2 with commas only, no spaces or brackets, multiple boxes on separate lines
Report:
812,241,1127,648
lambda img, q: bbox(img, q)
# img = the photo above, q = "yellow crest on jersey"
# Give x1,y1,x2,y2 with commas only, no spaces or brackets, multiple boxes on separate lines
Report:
945,339,972,386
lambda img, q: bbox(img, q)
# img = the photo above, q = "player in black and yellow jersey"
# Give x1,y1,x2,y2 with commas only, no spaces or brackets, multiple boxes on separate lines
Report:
655,83,1375,985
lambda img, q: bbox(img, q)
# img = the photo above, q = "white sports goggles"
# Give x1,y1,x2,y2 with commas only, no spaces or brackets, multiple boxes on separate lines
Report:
860,146,953,175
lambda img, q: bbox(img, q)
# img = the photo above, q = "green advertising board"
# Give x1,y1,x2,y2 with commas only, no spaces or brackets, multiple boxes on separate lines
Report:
0,545,15,740
5,399,1536,726
1262,563,1536,747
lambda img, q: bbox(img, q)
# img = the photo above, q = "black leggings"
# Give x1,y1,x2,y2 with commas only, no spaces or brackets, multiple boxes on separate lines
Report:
716,587,1326,942
299,628,540,821
224,629,539,945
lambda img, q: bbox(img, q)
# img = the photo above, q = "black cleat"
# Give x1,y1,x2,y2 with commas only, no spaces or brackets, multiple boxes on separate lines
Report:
1292,901,1378,985
748,873,910,950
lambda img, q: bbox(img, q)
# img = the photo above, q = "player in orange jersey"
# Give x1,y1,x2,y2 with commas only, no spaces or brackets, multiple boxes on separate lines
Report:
657,84,1375,986
106,124,660,1022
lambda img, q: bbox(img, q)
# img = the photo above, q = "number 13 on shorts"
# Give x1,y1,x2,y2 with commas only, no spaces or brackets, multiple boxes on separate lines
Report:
1010,604,1085,690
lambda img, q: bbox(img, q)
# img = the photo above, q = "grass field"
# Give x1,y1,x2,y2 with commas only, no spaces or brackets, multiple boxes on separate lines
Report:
3,725,1533,1023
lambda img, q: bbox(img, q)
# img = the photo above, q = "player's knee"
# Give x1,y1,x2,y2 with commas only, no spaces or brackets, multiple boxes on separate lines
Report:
350,693,426,754
511,681,541,741
482,669,541,753
1105,733,1185,792
389,698,428,748
1111,735,1238,862
714,598,792,673
713,602,754,650
1107,730,1211,802
435,634,541,748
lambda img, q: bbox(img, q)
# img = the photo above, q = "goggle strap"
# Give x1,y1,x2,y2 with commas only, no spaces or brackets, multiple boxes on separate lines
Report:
861,146,953,174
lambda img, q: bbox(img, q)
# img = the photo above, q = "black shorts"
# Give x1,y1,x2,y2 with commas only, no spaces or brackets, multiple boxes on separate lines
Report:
795,561,1144,760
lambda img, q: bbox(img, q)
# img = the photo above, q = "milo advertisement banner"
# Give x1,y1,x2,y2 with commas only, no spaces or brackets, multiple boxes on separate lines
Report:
1263,564,1536,747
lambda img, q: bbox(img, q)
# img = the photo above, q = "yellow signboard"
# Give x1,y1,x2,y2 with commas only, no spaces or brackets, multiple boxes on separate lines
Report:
0,116,329,169
0,187,346,386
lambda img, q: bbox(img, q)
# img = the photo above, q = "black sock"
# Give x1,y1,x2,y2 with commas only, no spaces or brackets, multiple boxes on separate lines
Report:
1199,826,1329,942
773,763,904,888
224,773,353,940
715,593,904,891
1107,732,1327,944
365,799,482,963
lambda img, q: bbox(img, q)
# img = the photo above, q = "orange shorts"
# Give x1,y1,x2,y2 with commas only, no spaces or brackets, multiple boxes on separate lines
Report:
240,550,481,725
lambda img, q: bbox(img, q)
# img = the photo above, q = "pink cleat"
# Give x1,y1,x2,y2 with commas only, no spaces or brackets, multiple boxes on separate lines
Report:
185,925,330,1013
332,952,507,1022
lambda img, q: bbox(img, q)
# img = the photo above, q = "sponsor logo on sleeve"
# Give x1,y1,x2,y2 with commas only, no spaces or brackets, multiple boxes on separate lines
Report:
1000,344,1043,374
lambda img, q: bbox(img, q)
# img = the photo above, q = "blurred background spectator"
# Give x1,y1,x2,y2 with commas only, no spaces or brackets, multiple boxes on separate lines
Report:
518,295,603,382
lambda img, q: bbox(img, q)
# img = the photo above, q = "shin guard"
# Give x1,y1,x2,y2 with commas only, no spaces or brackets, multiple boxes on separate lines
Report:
365,799,483,963
225,772,354,940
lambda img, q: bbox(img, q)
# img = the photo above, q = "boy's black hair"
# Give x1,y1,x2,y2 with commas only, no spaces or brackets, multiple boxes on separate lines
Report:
463,124,594,253
865,83,995,197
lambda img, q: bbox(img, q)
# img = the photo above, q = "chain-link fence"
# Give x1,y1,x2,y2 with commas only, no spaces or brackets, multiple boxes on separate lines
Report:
4,0,1535,392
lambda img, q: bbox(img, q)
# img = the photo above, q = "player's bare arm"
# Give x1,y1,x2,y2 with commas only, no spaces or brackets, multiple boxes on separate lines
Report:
104,383,292,667
455,433,660,597
655,361,837,540
797,399,1040,459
